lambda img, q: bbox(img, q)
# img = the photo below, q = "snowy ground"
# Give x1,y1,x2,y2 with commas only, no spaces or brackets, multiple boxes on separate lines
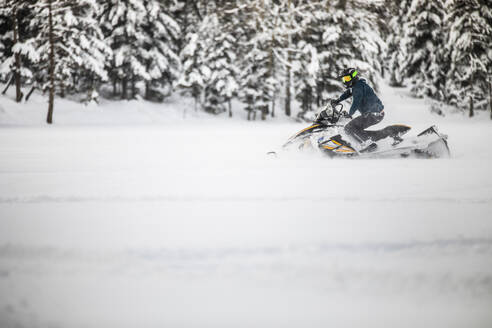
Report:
0,83,492,328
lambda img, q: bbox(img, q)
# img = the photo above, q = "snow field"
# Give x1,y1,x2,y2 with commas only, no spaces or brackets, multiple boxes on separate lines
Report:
1,84,492,327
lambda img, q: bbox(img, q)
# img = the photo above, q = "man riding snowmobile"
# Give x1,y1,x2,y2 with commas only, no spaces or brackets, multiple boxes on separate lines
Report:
270,67,450,158
320,68,384,152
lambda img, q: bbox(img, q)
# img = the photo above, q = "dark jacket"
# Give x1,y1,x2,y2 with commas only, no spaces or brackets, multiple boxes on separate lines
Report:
337,79,384,116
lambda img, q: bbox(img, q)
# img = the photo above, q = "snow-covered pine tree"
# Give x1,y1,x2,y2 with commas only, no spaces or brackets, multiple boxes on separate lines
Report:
338,0,383,91
170,0,201,52
102,0,180,101
101,0,146,99
400,0,446,99
0,0,38,102
218,1,244,118
362,0,388,78
141,0,181,101
306,1,342,106
444,0,492,111
177,31,206,111
312,0,383,107
384,0,411,87
178,1,242,115
0,0,23,100
199,12,239,115
292,40,318,117
27,0,111,123
0,13,5,79
254,0,282,119
174,0,207,110
63,1,111,101
277,0,296,117
236,0,278,120
287,1,320,118
244,0,312,119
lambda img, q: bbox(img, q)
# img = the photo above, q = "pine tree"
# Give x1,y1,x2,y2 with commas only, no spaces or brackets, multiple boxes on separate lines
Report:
385,0,411,87
305,0,383,111
401,0,446,99
278,0,296,117
171,0,202,53
293,40,318,117
27,0,111,123
338,0,383,91
285,1,320,118
0,0,38,102
444,0,492,110
102,0,147,99
174,0,206,110
199,13,239,115
177,30,206,111
141,0,181,100
102,0,180,101
307,1,342,106
61,1,111,100
239,0,310,119
236,0,277,120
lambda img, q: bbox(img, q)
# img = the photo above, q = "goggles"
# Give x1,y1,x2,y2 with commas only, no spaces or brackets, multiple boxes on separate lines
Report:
342,70,358,83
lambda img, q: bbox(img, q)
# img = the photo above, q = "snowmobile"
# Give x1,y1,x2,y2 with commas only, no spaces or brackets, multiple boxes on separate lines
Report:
269,103,450,159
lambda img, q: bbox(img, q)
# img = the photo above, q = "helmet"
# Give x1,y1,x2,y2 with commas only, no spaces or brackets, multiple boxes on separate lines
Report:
339,68,359,89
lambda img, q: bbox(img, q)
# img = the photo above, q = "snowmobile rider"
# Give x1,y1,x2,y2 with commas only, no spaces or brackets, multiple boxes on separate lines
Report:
329,68,384,148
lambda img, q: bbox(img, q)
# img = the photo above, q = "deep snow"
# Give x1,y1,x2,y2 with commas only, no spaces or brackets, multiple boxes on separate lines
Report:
0,83,491,328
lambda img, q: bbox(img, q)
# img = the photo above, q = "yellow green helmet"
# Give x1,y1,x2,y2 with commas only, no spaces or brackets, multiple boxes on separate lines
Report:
339,68,359,88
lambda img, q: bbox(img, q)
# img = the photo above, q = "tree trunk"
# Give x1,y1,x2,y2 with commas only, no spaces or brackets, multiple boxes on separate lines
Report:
389,71,401,87
271,96,275,118
59,79,65,98
284,0,292,117
122,78,127,100
145,81,150,100
228,99,232,118
489,76,492,120
113,78,117,97
269,33,275,118
2,74,14,95
47,0,55,124
26,86,36,101
13,6,22,103
132,77,137,99
247,98,253,120
285,65,291,116
469,96,474,118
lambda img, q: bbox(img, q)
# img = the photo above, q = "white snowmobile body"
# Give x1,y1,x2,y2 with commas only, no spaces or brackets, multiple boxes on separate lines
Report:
275,106,450,159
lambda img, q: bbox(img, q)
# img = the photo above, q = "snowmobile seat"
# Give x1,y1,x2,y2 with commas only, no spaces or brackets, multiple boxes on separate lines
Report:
365,124,411,142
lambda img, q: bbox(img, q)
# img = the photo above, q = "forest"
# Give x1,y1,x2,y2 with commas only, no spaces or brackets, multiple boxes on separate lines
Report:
1,2,492,326
1,0,491,123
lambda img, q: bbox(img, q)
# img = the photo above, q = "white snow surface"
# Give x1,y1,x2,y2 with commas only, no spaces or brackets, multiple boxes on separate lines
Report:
0,83,492,328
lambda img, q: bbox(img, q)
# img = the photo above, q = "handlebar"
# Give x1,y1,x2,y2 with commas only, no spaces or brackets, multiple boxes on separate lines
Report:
315,101,350,124
329,102,346,121
333,103,343,115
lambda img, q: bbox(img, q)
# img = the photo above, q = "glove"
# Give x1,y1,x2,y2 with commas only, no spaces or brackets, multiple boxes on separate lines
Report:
330,99,339,107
